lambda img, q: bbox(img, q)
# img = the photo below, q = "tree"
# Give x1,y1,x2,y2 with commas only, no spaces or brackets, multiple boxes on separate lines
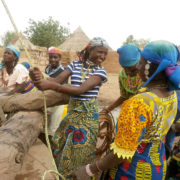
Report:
24,17,70,48
123,35,150,48
1,31,17,47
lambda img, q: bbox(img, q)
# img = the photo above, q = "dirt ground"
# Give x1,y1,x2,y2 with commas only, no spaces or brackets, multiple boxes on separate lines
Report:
98,73,120,106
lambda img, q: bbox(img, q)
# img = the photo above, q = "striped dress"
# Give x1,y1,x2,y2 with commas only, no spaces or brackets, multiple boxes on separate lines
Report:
52,60,107,179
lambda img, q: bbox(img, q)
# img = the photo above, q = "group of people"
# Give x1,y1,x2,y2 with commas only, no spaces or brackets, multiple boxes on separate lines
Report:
0,37,180,180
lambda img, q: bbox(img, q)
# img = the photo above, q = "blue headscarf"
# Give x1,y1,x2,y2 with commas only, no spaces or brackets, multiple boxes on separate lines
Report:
5,45,20,59
141,40,180,88
21,62,30,70
0,45,21,70
117,43,141,67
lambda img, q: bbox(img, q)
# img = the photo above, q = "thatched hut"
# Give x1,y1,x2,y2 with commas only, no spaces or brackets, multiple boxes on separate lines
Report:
58,26,90,51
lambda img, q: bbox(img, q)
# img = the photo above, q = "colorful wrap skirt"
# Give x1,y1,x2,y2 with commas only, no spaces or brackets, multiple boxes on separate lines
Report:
52,97,99,179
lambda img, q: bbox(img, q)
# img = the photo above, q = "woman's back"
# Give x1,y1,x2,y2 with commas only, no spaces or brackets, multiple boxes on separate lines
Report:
102,91,177,180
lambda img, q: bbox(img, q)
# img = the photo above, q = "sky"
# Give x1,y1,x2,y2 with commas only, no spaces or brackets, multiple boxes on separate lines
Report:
0,0,180,50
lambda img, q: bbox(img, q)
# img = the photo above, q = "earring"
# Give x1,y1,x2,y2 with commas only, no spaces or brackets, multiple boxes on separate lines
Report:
144,61,151,80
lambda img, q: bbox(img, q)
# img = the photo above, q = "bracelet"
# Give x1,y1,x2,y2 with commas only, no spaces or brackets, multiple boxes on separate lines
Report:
85,164,95,177
95,161,102,172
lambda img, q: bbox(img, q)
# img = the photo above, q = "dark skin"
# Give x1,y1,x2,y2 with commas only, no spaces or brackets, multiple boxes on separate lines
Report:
172,123,180,132
48,53,61,71
103,63,139,113
72,57,174,180
3,49,17,75
30,46,108,96
2,49,26,94
138,57,173,97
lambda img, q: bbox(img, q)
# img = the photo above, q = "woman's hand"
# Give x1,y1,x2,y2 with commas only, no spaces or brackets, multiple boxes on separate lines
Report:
34,79,58,91
29,67,44,81
72,166,90,180
100,107,110,114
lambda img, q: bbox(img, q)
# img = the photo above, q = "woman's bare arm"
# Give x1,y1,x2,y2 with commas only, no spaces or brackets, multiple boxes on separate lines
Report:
34,75,103,96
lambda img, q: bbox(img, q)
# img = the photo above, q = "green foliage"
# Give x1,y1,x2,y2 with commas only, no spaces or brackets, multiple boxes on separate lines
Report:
123,35,150,48
1,31,17,47
24,17,70,48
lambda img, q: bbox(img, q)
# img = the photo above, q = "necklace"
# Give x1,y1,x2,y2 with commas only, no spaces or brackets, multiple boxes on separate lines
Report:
86,59,96,67
80,63,93,82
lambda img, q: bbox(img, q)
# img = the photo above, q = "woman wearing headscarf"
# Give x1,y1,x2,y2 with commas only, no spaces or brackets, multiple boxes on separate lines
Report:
44,47,68,142
45,47,65,78
72,40,180,180
30,37,109,179
102,43,142,113
0,45,30,94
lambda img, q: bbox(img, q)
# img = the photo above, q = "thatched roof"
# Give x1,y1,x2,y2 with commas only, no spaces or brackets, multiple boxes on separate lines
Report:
9,33,46,51
58,27,90,51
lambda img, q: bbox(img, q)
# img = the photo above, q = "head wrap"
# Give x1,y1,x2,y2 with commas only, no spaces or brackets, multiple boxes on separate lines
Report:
117,44,141,67
21,62,30,70
84,37,109,50
78,37,109,62
5,45,20,59
141,40,180,88
48,47,62,55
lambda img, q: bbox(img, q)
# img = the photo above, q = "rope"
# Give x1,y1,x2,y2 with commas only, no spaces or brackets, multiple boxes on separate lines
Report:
96,111,115,156
43,97,66,180
1,0,33,67
1,0,65,179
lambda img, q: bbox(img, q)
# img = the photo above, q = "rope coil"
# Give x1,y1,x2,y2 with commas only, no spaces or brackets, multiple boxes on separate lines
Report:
96,111,115,156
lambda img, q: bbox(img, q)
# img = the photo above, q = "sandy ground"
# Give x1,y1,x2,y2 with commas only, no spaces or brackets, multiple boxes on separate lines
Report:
98,73,120,106
98,73,121,121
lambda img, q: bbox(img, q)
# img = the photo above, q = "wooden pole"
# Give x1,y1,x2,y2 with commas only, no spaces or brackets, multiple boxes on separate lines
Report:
0,111,44,179
0,90,69,113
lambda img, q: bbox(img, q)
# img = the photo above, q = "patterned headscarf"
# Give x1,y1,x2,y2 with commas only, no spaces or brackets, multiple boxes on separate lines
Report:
48,47,62,55
84,37,109,50
5,45,20,59
141,40,180,88
117,43,141,67
78,37,109,62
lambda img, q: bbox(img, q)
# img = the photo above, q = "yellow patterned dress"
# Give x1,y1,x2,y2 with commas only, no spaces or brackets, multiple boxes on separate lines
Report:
101,91,177,180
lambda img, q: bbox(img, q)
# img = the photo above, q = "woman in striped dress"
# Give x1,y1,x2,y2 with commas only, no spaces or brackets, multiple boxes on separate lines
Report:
30,37,109,179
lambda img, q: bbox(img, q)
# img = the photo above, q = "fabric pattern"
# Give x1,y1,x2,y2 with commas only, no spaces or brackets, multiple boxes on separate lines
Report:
141,40,180,88
84,37,109,50
52,98,99,179
48,47,62,55
65,60,107,100
45,63,67,135
119,69,142,98
45,64,64,78
101,91,177,180
22,79,36,94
